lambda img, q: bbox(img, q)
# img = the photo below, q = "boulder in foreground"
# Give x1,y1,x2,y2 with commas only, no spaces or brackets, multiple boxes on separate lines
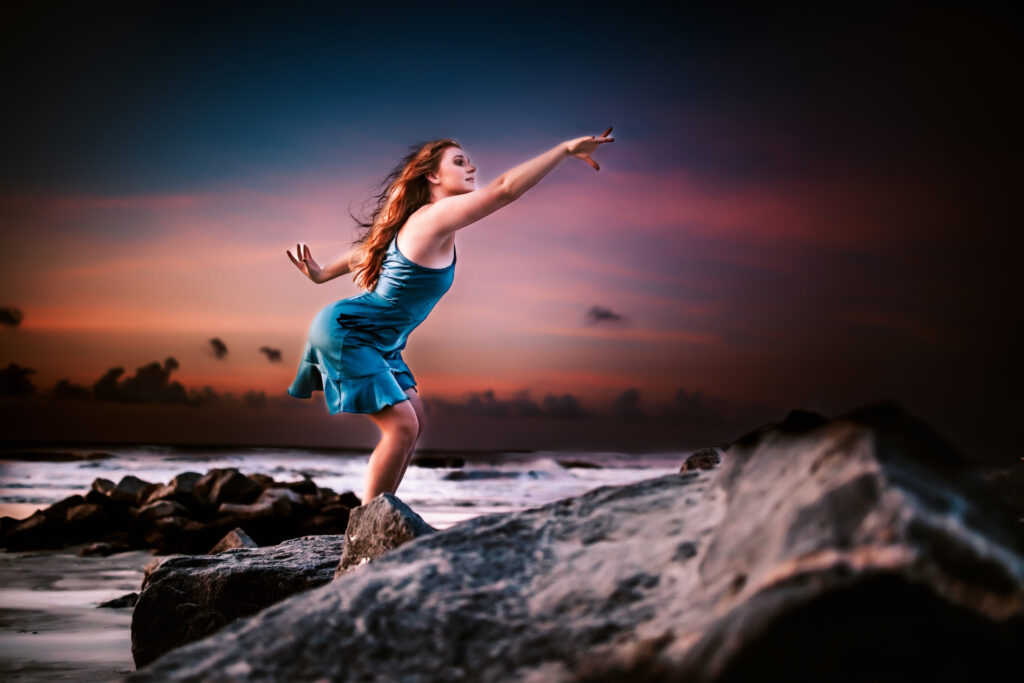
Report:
131,534,344,669
126,401,1024,681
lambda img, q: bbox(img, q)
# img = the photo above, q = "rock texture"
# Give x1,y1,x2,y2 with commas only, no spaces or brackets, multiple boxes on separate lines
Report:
124,401,1024,681
131,534,345,668
335,493,437,579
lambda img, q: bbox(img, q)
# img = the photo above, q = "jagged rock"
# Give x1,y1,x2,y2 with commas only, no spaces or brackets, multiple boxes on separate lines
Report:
334,493,437,579
208,527,259,554
680,446,724,472
135,499,193,524
110,475,158,506
124,401,1024,682
65,503,115,543
91,478,116,496
193,468,262,510
130,534,345,668
141,472,202,507
98,592,138,608
0,494,85,550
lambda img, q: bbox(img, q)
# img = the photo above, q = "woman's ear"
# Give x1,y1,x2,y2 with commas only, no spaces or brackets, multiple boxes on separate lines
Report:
425,172,439,184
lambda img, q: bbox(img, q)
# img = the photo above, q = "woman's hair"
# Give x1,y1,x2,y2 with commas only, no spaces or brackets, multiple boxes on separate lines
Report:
349,138,460,290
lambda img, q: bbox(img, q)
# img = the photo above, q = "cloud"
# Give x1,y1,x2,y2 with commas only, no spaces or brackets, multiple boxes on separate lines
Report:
209,337,228,359
0,363,36,395
92,357,193,404
0,307,23,326
259,346,283,362
585,305,625,325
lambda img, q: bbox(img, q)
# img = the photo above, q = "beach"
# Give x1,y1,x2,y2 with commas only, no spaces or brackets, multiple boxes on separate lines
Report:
0,445,685,679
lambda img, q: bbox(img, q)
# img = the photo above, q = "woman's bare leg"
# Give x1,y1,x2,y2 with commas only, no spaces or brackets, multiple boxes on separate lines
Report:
391,387,424,493
363,398,419,505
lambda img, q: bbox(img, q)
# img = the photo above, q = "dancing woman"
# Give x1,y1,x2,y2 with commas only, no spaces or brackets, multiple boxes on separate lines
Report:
286,129,614,505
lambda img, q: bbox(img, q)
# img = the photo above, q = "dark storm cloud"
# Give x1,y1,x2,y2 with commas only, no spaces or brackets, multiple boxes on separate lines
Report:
0,363,36,395
259,346,283,363
0,307,23,326
92,357,192,404
585,306,624,325
424,389,592,419
209,337,228,359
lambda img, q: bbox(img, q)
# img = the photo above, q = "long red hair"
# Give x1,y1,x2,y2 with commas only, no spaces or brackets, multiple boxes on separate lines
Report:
349,139,460,290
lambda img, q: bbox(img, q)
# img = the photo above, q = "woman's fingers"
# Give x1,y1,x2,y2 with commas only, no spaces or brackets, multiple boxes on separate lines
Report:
600,127,612,137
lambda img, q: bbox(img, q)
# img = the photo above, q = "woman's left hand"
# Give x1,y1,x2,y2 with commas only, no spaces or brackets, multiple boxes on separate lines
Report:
287,243,324,283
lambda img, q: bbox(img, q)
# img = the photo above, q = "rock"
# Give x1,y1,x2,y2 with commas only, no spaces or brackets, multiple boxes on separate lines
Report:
98,592,138,608
142,516,211,555
208,528,259,554
279,478,318,495
124,401,1024,682
193,468,262,510
110,476,158,506
135,499,193,525
334,493,437,579
91,478,116,496
140,472,202,507
680,446,724,472
65,503,115,544
1,494,85,550
143,555,184,584
130,534,345,669
79,540,133,557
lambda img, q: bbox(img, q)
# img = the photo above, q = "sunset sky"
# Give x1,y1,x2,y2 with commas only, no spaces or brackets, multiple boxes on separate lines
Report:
0,3,1017,458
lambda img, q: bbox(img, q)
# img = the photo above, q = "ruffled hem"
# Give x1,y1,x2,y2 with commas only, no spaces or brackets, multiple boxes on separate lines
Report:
287,361,411,415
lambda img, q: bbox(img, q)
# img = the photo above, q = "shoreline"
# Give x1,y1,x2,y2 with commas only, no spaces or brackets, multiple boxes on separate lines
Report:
0,544,151,679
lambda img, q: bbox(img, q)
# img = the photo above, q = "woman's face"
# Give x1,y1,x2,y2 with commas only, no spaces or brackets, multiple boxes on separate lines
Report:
429,146,476,196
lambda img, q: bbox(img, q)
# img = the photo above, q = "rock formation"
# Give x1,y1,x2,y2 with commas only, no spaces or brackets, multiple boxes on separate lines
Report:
0,468,360,554
122,401,1024,681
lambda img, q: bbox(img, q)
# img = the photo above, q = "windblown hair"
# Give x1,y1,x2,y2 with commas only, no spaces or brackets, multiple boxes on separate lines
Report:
349,138,460,290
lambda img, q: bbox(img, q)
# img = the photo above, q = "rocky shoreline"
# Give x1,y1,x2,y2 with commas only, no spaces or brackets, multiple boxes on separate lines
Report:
4,400,1023,680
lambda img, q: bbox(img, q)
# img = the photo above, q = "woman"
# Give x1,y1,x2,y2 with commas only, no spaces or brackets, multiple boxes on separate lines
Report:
286,128,614,506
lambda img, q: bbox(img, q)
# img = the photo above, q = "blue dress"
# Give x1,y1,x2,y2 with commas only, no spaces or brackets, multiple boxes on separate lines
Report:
287,232,456,414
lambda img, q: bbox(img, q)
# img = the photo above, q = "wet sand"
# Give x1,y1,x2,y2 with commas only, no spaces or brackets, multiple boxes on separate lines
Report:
0,545,152,680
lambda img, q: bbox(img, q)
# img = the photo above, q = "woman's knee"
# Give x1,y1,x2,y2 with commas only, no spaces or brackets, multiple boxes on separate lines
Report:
386,404,419,445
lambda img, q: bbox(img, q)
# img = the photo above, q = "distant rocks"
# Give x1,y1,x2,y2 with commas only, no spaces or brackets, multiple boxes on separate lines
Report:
0,467,361,554
124,401,1024,682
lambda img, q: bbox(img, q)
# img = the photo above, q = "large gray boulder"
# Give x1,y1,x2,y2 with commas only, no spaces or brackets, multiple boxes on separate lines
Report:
125,401,1024,681
131,534,345,669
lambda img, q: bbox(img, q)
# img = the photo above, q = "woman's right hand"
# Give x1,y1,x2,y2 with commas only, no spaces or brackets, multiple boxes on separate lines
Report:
287,243,324,283
566,127,614,171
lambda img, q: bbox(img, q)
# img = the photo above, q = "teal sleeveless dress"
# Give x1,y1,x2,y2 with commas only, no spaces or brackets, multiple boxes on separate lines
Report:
287,232,456,414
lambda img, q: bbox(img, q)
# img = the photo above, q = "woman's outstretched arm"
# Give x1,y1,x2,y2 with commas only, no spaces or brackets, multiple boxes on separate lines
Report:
286,243,353,284
414,129,613,237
